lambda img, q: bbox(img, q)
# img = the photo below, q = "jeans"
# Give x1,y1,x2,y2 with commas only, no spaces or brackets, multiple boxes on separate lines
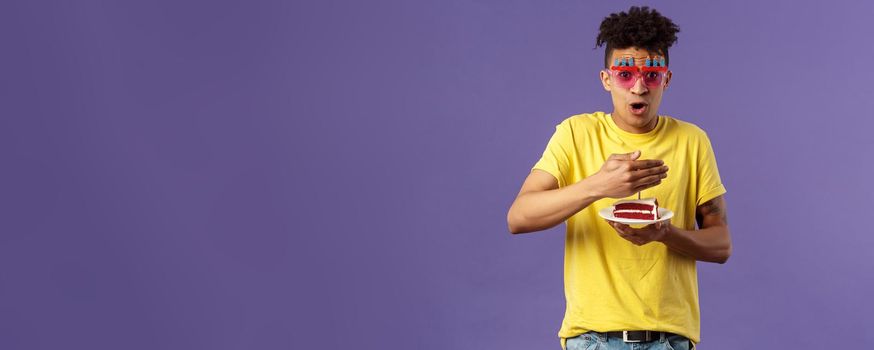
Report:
565,331,694,350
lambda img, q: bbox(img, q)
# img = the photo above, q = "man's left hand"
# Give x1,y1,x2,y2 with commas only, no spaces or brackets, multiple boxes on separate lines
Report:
607,220,671,246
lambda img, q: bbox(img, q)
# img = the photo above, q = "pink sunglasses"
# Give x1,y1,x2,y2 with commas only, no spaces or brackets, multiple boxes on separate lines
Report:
606,57,669,89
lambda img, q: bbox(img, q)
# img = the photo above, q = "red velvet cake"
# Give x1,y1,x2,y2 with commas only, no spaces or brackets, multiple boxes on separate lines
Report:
613,198,660,220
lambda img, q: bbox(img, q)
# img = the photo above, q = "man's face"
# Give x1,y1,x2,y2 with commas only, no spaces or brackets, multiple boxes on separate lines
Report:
599,47,672,132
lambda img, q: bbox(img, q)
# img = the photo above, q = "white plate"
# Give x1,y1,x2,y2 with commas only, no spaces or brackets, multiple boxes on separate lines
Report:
598,206,674,225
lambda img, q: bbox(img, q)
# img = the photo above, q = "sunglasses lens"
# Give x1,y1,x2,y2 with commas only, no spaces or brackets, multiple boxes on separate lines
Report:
612,71,636,88
643,72,664,87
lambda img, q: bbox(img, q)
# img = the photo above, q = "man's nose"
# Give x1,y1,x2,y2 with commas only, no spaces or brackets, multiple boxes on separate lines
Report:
630,76,648,95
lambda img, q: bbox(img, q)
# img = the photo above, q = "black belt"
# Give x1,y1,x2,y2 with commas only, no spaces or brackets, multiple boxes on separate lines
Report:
604,330,675,343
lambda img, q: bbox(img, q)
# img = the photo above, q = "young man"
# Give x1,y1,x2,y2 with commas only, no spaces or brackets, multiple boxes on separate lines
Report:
506,6,731,350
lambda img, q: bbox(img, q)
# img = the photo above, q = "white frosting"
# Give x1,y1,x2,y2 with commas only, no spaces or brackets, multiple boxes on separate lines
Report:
614,198,658,206
614,210,655,214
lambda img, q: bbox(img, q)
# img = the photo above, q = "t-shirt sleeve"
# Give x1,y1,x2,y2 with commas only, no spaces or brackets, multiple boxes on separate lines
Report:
531,120,575,188
696,131,727,205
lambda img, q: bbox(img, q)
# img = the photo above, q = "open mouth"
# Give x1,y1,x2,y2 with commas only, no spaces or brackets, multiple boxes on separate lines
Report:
630,102,648,114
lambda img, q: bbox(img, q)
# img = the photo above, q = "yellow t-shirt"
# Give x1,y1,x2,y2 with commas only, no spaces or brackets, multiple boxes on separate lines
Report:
531,112,726,348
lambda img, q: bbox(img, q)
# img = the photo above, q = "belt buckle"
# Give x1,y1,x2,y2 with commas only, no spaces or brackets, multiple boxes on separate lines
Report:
622,331,652,343
622,331,641,343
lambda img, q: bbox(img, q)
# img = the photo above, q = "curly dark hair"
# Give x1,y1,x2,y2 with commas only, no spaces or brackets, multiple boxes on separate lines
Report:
595,6,680,68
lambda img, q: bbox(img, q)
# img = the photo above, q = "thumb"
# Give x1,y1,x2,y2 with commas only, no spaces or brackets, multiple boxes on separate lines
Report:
610,150,641,161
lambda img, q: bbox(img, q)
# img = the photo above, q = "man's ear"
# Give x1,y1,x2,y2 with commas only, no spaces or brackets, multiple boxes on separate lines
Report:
664,70,672,90
600,70,612,92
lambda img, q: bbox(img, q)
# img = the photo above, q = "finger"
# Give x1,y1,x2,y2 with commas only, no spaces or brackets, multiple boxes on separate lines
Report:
612,223,630,235
621,228,640,239
612,223,627,234
632,173,666,189
629,159,665,171
625,235,644,245
608,221,626,234
630,165,669,179
608,150,641,161
618,232,633,240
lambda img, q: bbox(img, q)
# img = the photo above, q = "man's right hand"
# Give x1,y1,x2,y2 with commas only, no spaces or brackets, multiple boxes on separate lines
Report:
589,150,668,199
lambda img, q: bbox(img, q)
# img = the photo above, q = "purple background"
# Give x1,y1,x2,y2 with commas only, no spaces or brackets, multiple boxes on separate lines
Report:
2,0,873,349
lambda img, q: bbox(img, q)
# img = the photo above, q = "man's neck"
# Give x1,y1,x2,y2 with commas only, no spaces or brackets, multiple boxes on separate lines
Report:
611,112,659,134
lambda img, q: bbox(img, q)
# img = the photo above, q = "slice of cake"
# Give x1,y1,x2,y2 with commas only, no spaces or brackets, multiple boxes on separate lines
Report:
613,198,660,220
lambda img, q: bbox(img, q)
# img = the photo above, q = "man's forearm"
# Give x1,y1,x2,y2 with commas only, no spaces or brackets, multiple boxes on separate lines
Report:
508,178,602,234
661,225,732,263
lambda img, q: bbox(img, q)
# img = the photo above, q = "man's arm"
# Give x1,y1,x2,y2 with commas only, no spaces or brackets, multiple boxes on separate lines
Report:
506,170,602,234
660,195,732,264
507,151,667,234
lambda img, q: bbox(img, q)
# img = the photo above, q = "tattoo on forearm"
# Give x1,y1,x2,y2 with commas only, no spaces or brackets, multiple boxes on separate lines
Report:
699,197,728,225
